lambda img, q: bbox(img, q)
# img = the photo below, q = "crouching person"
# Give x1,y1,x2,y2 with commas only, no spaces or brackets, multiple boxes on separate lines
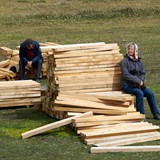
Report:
19,39,43,83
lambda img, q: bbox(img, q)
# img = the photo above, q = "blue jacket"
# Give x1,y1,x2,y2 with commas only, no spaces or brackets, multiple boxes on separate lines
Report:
120,54,145,88
19,40,43,64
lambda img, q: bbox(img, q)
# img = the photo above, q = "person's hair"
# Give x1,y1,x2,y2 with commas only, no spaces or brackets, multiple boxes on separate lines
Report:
126,42,135,50
24,39,33,48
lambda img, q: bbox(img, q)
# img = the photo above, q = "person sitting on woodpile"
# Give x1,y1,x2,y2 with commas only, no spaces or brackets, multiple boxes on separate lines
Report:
19,38,43,83
120,42,160,120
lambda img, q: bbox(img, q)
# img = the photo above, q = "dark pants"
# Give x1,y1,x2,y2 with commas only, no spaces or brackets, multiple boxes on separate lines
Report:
19,59,43,81
122,85,159,115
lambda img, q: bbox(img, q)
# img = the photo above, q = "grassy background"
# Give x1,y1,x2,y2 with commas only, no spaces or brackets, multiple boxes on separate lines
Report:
0,0,160,159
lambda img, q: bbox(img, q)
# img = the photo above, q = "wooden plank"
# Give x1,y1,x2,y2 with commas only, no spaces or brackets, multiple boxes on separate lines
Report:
55,97,128,111
21,111,93,139
94,132,160,147
54,67,120,75
53,43,118,53
54,50,120,59
76,120,143,128
90,146,160,153
54,106,127,115
0,93,40,99
55,60,122,69
83,124,159,139
58,93,129,104
55,72,121,81
55,64,119,71
0,60,10,68
52,42,107,52
84,131,160,145
59,83,120,91
60,87,121,93
74,112,144,123
57,78,120,87
55,54,123,65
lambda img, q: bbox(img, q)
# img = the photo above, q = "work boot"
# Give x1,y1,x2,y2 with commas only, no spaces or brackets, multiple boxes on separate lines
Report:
153,113,160,120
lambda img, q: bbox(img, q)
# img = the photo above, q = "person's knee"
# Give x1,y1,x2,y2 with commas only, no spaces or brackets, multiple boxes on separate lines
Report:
38,59,43,65
136,90,144,98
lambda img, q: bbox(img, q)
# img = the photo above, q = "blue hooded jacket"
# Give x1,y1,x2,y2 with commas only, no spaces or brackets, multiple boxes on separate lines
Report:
19,40,43,64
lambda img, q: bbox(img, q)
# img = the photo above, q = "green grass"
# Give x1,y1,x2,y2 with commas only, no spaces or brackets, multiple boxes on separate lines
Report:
0,0,160,159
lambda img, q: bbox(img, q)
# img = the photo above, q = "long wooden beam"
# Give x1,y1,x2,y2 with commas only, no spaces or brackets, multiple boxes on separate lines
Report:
91,146,160,153
21,111,93,139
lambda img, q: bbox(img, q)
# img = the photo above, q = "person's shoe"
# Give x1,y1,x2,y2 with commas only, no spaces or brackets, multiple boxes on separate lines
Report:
153,113,160,120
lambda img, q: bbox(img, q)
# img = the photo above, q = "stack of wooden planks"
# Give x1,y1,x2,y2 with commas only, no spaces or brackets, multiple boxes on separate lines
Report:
21,110,160,153
0,80,41,108
45,42,124,117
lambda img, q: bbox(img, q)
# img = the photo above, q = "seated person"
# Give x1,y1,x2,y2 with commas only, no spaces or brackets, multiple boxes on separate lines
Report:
120,42,160,120
19,39,43,82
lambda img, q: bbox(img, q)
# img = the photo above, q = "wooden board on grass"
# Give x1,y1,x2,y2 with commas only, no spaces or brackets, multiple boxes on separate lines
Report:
21,111,93,139
91,146,160,153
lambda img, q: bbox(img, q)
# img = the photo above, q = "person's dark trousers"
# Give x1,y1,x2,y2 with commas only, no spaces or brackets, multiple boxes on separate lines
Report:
33,59,43,81
19,59,43,81
19,60,26,80
122,85,159,115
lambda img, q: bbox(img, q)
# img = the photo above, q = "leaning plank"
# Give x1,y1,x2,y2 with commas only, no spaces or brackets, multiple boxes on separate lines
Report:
91,146,160,153
21,111,93,139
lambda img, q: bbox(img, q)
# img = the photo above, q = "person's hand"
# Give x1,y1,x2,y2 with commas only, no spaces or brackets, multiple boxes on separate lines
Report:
140,81,144,86
27,61,32,68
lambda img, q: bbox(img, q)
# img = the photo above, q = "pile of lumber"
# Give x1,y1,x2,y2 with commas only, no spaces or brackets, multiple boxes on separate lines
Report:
44,42,123,116
21,111,160,153
0,80,41,108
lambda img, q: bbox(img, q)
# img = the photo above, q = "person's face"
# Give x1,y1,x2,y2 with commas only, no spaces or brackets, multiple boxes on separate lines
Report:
26,44,34,50
127,46,135,56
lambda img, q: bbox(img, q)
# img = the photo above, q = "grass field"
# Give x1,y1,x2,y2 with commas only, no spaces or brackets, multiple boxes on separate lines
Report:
0,0,160,159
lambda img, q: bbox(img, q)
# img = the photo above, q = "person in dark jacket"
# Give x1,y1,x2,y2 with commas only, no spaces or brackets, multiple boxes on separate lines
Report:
19,39,43,82
120,42,160,120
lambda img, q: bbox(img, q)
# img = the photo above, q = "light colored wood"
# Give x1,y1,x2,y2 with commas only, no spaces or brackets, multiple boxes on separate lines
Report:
54,43,118,53
53,42,107,52
94,132,160,147
55,57,122,67
21,111,93,139
56,72,121,81
60,87,121,93
55,54,123,65
54,66,120,75
54,106,127,115
55,97,128,111
91,146,160,153
0,60,10,68
74,112,144,123
58,93,129,105
58,78,120,87
54,49,120,58
83,124,159,138
84,131,160,145
59,83,120,91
